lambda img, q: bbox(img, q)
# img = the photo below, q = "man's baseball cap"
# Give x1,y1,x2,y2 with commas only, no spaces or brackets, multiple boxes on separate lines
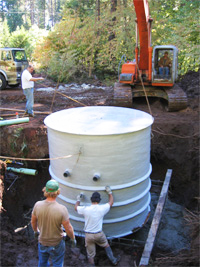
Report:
91,192,101,203
45,180,59,192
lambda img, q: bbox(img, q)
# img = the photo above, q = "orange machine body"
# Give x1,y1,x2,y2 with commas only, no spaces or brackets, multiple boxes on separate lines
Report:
121,62,136,83
119,0,173,88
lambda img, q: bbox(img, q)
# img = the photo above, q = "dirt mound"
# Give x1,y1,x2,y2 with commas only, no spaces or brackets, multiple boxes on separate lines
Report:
179,69,199,97
178,69,200,110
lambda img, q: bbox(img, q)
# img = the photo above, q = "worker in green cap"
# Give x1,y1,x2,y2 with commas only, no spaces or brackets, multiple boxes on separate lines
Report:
31,179,76,267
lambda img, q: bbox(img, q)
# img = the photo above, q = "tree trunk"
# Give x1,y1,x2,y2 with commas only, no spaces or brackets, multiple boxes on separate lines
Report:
96,0,100,21
111,0,117,13
0,0,5,21
109,0,117,41
123,0,127,43
50,0,54,26
30,0,35,25
38,0,45,28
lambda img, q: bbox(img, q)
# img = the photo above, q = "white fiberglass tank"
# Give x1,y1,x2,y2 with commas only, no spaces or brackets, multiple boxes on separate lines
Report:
44,106,154,238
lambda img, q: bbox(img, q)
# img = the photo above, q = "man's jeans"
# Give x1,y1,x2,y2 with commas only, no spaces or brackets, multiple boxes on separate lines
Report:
23,88,34,115
38,239,65,267
159,66,169,76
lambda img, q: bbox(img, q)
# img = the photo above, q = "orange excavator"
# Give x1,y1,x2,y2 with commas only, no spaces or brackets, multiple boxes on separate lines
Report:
114,0,187,111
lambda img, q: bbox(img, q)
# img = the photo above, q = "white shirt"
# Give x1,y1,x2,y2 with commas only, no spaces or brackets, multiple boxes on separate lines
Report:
21,69,34,89
77,203,110,233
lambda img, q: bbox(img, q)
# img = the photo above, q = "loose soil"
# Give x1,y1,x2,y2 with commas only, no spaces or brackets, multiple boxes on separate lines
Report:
0,70,199,267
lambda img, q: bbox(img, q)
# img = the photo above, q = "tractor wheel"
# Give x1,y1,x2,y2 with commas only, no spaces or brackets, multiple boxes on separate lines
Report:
0,74,7,90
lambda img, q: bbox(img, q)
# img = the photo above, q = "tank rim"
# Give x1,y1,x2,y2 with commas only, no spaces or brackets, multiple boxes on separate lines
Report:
44,106,154,135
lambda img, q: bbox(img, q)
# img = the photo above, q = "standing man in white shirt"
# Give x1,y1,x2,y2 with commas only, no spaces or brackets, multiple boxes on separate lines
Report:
21,64,44,117
75,187,120,266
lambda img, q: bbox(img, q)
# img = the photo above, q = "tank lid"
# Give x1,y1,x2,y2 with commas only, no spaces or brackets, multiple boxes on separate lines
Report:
44,106,154,135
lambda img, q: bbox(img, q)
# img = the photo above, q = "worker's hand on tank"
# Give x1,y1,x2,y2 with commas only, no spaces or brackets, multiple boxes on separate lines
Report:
70,237,77,247
77,195,81,202
105,186,112,194
34,231,39,239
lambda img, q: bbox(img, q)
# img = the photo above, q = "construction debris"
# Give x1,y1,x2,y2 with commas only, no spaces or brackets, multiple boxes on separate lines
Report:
0,117,29,127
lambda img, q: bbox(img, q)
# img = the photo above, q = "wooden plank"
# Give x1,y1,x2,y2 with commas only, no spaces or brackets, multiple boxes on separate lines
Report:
0,113,24,117
139,169,172,267
0,107,51,114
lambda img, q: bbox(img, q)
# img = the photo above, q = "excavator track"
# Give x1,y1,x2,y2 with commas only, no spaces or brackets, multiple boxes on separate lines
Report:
113,83,133,108
113,82,187,111
165,84,187,111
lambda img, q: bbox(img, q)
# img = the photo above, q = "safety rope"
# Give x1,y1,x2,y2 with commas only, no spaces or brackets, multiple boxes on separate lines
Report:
152,129,199,139
37,80,87,110
0,153,80,162
52,90,87,107
136,62,153,117
50,78,61,112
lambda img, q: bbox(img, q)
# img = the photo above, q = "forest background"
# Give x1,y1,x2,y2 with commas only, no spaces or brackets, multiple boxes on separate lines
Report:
0,0,199,83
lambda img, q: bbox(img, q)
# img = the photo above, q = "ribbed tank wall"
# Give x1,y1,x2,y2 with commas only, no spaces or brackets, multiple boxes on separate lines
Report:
44,106,154,238
48,128,151,185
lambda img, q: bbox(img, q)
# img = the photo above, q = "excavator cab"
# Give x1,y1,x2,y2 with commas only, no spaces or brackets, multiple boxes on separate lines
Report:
152,45,179,86
114,44,187,111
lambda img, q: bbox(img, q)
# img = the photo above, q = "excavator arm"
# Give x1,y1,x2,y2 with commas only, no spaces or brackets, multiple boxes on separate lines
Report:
133,0,152,71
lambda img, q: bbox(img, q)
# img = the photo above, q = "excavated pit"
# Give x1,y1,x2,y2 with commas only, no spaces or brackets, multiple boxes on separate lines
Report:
0,70,199,266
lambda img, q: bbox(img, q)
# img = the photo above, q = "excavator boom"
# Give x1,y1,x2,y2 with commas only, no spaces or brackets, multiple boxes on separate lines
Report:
133,0,151,70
